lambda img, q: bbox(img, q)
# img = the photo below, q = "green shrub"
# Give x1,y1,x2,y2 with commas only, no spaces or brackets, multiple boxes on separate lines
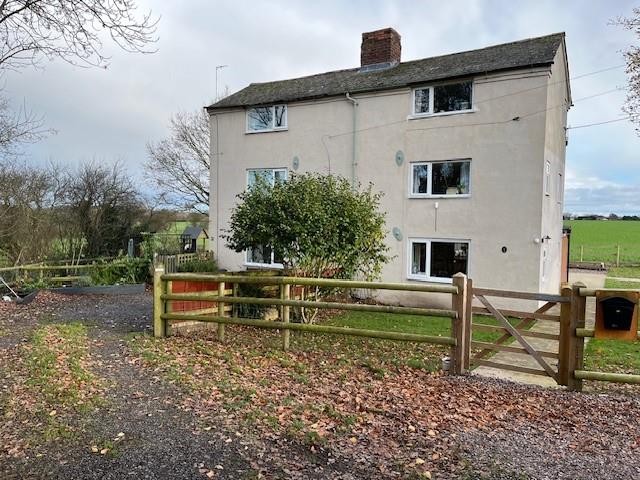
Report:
176,258,219,273
236,283,271,319
15,277,54,293
225,173,391,280
90,257,151,285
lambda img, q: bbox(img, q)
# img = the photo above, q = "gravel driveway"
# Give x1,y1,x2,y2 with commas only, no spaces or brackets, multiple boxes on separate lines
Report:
0,292,367,479
1,291,639,480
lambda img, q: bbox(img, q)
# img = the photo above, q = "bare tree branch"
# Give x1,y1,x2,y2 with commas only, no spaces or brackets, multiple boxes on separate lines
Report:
0,96,52,160
0,0,159,71
145,109,210,213
613,8,640,131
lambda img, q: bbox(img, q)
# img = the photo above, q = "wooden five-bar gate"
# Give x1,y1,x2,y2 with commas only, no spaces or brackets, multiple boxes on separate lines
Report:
465,283,585,390
153,267,639,392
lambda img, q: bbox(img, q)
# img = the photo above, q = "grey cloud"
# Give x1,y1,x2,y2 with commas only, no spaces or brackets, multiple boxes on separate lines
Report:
2,0,640,213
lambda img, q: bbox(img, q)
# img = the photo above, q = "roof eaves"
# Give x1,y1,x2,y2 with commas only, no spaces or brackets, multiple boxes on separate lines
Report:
205,62,556,112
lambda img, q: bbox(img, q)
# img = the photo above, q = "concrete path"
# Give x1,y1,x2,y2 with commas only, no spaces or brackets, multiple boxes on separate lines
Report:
472,269,605,387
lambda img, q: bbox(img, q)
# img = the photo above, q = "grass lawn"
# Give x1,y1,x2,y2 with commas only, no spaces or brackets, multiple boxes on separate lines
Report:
604,267,640,289
608,266,640,279
325,310,519,344
584,338,640,375
590,266,640,380
0,323,105,457
604,278,640,289
564,220,640,264
605,265,640,289
275,310,526,371
161,220,206,235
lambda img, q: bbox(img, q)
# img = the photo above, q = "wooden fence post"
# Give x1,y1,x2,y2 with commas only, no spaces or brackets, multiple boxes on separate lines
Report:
153,265,166,338
568,282,586,391
282,284,291,351
580,245,584,262
232,282,238,318
463,277,473,371
451,273,468,374
558,284,573,385
616,245,621,267
217,281,226,342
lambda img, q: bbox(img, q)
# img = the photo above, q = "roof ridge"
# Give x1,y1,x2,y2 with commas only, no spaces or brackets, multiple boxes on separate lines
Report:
248,66,360,87
238,32,565,89
399,32,565,67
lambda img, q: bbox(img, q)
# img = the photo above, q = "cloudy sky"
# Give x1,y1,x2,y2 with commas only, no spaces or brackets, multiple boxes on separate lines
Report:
5,0,640,214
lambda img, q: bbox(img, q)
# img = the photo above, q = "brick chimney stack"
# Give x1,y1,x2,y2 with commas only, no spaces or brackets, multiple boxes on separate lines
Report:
360,28,401,68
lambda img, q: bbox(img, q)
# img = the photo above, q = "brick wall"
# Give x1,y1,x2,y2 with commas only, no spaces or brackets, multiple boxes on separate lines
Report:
361,28,401,67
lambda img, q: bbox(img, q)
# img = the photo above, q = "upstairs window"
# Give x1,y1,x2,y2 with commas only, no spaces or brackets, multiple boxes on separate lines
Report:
410,160,471,197
413,81,473,115
247,105,287,132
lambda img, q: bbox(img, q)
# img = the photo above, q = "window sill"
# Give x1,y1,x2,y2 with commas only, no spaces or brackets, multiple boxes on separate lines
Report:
406,275,454,284
407,109,476,121
408,194,471,199
245,262,284,269
245,128,288,135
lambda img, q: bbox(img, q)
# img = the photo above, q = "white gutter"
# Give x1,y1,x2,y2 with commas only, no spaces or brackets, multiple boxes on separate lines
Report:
345,93,358,188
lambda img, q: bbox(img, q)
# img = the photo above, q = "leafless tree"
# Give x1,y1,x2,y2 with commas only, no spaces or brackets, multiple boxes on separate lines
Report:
0,0,158,71
614,8,640,130
0,97,51,160
63,160,142,256
0,1,158,163
145,109,210,213
0,160,63,264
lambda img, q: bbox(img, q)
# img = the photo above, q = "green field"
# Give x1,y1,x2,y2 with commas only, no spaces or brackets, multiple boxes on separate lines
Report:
564,220,640,264
161,221,204,235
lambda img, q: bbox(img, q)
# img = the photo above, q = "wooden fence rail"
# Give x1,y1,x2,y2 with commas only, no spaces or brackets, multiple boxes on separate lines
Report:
160,272,459,293
153,266,468,373
154,252,212,274
0,263,97,285
152,267,640,391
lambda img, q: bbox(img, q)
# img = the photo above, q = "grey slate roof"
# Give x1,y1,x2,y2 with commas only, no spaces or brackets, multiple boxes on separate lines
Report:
181,226,208,240
207,33,565,110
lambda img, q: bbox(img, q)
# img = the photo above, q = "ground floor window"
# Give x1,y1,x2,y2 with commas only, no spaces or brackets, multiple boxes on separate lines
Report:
244,167,288,268
247,168,288,188
246,244,284,268
408,238,469,282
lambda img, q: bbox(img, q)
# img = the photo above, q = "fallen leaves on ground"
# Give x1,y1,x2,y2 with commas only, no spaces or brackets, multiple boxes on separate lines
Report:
130,326,640,478
0,321,105,459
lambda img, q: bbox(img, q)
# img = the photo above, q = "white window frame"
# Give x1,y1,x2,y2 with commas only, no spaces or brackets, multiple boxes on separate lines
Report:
244,167,288,268
246,105,288,133
411,80,474,118
245,246,284,269
408,159,471,198
246,168,288,189
544,161,551,196
557,172,563,204
407,238,470,283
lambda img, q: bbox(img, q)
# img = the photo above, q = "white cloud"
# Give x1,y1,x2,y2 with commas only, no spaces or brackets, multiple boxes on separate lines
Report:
2,0,640,213
565,169,640,214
